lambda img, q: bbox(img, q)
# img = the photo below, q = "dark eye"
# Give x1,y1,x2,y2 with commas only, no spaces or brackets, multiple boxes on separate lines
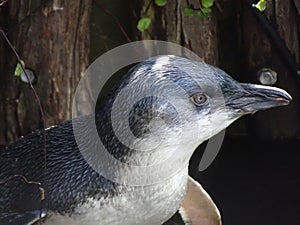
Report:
191,93,208,106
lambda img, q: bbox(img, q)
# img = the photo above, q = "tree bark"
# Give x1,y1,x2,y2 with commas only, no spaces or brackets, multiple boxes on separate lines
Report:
0,0,91,145
241,0,300,139
130,0,219,65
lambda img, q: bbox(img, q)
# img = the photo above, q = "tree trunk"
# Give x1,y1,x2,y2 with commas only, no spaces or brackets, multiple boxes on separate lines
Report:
241,0,300,139
0,0,91,145
130,0,219,66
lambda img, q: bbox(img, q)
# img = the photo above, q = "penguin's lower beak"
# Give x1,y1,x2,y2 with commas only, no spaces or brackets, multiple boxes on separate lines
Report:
229,83,292,114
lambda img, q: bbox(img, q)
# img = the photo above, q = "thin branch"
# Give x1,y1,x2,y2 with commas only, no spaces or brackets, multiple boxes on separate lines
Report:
0,174,45,210
0,174,41,186
0,0,8,7
0,29,47,224
94,1,132,43
0,30,46,127
0,28,47,178
144,0,154,15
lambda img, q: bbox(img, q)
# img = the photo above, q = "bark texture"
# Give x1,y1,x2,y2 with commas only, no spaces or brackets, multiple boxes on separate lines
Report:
0,0,91,145
241,0,300,138
130,0,219,65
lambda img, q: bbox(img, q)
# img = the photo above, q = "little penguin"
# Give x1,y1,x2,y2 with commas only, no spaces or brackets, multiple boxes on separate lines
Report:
0,55,292,225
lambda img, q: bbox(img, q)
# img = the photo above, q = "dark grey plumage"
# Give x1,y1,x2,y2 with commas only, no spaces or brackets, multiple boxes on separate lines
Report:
0,118,117,212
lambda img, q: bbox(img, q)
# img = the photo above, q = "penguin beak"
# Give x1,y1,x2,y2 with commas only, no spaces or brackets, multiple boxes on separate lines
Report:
229,83,292,114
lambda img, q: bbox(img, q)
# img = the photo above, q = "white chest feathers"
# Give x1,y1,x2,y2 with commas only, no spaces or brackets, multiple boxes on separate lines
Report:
45,168,188,225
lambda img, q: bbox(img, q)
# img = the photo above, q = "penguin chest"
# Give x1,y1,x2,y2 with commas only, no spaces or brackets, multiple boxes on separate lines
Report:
45,171,188,225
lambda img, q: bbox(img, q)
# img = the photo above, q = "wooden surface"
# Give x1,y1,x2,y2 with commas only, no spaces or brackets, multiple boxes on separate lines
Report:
130,0,219,65
0,0,91,145
241,0,300,138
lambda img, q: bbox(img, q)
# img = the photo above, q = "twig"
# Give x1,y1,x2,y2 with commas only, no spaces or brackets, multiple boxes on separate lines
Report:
94,1,132,43
0,29,47,224
0,0,8,7
0,174,45,205
0,174,45,224
0,174,41,187
144,0,154,15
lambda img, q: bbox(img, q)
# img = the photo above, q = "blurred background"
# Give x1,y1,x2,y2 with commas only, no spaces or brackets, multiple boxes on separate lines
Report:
0,0,299,224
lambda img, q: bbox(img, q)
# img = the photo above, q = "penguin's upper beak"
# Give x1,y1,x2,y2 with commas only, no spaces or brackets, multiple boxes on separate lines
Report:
228,83,292,114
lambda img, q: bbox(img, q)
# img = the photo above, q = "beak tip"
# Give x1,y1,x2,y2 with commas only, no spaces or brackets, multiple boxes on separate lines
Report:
238,83,293,112
277,89,292,105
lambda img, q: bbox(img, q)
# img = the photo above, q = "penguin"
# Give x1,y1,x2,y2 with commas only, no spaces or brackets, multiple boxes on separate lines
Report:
0,55,291,225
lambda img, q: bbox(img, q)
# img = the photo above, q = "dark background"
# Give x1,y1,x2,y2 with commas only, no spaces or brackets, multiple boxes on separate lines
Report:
190,133,300,225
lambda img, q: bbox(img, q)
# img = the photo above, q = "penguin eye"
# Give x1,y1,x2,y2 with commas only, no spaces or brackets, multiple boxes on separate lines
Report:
191,93,208,106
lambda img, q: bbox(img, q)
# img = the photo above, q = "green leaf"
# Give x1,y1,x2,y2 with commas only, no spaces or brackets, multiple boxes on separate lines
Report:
155,0,167,7
201,0,214,8
252,0,267,12
201,7,212,15
14,60,25,77
183,7,194,16
196,10,205,18
137,17,151,32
